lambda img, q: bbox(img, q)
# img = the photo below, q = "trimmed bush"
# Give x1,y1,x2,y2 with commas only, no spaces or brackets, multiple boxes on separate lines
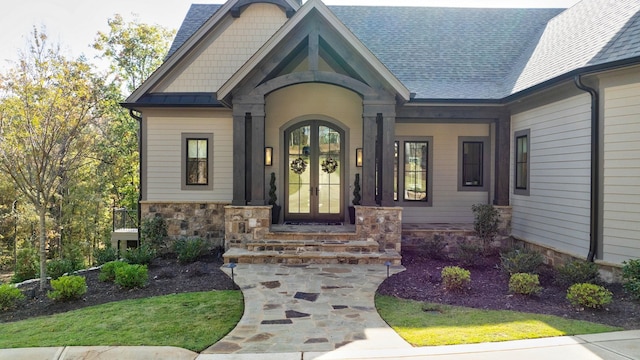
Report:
99,261,128,282
566,283,612,309
115,264,148,289
441,266,471,292
93,247,118,266
47,259,75,280
456,241,484,267
0,284,25,311
122,244,156,265
622,259,640,300
174,237,207,264
11,247,39,283
509,273,542,295
471,203,500,251
500,247,544,275
555,260,601,287
48,275,87,301
141,216,168,252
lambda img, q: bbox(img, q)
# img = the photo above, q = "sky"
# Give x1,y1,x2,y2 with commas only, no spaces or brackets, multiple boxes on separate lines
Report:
0,0,582,73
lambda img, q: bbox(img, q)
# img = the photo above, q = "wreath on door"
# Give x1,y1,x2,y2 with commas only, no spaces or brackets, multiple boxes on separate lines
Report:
290,157,307,175
321,157,338,174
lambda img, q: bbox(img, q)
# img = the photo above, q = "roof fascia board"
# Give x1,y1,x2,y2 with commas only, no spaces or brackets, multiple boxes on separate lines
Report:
218,0,410,101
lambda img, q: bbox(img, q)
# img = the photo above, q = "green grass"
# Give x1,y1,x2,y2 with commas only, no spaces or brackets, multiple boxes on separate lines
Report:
0,291,243,352
376,295,621,346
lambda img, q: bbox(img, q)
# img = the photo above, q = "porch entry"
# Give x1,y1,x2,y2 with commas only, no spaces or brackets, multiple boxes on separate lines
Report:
285,121,343,222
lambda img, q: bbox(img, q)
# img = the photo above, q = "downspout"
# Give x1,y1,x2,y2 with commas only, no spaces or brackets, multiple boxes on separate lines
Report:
573,75,599,262
128,109,143,244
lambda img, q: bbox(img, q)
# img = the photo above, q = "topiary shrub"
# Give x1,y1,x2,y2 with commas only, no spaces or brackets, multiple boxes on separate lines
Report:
0,284,25,311
47,259,75,280
555,259,601,287
622,259,640,300
174,237,207,264
500,247,544,275
11,247,39,283
99,261,128,282
48,275,87,301
441,266,471,292
471,203,500,252
93,246,118,266
122,244,156,265
566,283,612,309
509,273,542,295
115,264,148,289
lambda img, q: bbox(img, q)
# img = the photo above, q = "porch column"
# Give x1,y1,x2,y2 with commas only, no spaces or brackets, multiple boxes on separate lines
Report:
232,108,247,205
378,109,396,206
494,112,510,206
362,111,377,206
363,99,396,206
248,102,266,206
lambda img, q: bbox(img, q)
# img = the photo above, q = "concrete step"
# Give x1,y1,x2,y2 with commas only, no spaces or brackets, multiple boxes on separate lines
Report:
223,247,402,266
246,239,380,253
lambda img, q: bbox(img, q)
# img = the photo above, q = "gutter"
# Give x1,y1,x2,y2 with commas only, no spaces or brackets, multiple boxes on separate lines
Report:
128,109,143,244
573,75,599,262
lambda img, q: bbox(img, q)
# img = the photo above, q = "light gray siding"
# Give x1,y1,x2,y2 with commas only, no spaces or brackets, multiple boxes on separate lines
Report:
602,82,640,263
511,94,592,257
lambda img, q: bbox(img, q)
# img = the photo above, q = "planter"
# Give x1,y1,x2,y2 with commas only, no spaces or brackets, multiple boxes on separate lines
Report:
271,204,281,224
348,206,355,224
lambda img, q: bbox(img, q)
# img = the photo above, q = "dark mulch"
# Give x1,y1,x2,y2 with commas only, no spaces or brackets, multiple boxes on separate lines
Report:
3,249,639,330
378,249,640,329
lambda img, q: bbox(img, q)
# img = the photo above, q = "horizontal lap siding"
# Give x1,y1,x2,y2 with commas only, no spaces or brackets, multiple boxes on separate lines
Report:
146,114,233,202
396,123,490,223
511,95,591,256
603,83,640,263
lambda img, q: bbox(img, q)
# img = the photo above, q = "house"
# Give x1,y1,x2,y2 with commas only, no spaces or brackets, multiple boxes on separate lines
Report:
123,0,640,272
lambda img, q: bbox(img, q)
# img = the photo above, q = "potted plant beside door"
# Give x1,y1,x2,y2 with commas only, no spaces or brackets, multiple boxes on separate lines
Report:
349,173,361,224
269,172,281,224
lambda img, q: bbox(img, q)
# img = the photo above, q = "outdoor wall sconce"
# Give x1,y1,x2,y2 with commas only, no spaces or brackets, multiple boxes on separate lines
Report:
265,147,273,166
356,148,363,167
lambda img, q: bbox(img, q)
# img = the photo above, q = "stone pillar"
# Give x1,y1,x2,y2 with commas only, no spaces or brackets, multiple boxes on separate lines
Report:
355,206,402,253
224,205,270,249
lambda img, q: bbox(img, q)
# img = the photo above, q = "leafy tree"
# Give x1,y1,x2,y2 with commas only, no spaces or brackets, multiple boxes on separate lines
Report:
0,29,103,290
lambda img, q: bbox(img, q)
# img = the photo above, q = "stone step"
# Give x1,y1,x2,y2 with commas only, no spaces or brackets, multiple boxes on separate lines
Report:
223,247,402,266
246,239,380,253
263,231,360,241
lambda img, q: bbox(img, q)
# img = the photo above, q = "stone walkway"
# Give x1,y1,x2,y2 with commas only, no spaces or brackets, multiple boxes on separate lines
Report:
202,263,408,354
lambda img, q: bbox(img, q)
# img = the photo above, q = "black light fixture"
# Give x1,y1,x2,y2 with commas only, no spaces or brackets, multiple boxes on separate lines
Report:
356,148,363,167
265,147,273,166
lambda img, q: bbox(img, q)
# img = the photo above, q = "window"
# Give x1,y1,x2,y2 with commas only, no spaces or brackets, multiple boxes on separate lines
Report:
458,137,490,192
514,129,530,196
181,133,213,191
394,137,432,206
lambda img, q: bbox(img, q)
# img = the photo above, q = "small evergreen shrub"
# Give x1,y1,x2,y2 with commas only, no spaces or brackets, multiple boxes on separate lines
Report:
61,244,85,271
99,261,128,282
47,259,75,280
115,264,148,289
421,237,448,260
140,216,168,252
0,284,25,311
456,241,484,267
122,244,156,265
500,247,544,275
622,259,640,300
174,237,207,264
441,266,471,292
48,275,87,301
509,273,542,295
11,247,39,283
471,203,500,250
555,259,601,287
93,247,118,266
566,283,613,309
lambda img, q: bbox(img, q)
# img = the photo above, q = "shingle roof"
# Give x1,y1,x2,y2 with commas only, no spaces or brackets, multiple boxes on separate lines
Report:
165,0,640,101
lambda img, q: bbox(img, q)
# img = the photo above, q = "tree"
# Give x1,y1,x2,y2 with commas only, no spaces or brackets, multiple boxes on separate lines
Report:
0,28,103,290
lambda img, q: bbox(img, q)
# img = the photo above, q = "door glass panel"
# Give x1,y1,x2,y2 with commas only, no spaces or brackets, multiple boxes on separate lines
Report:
318,125,341,215
288,125,311,214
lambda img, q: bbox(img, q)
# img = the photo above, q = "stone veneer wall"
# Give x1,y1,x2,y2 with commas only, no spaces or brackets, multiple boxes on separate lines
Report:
140,202,227,249
355,206,402,253
224,206,271,249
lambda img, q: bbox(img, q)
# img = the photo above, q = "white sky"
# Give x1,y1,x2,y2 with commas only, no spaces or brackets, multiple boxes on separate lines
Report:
0,0,582,73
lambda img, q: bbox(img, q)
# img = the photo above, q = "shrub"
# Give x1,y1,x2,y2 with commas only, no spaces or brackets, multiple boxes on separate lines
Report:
99,261,128,282
622,259,640,300
0,284,25,311
441,266,471,292
115,264,148,289
47,259,75,280
61,243,85,271
566,283,613,309
93,246,118,266
471,203,500,250
421,237,448,260
555,259,601,287
456,241,484,267
174,237,207,264
48,275,87,301
11,247,39,283
140,216,168,252
500,247,544,275
509,273,542,295
122,244,156,265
